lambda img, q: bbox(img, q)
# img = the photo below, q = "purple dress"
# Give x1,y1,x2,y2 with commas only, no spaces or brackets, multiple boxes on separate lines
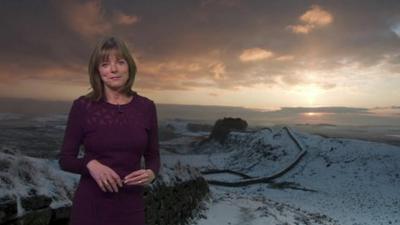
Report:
58,91,160,225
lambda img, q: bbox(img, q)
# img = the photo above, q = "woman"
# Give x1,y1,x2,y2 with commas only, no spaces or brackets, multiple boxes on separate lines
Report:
59,36,160,225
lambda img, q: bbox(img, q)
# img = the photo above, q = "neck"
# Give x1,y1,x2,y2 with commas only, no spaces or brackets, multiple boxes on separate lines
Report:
103,87,129,104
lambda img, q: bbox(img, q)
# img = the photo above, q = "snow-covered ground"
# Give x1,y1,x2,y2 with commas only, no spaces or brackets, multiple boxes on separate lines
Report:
0,147,79,215
0,145,202,219
162,120,400,225
1,116,399,225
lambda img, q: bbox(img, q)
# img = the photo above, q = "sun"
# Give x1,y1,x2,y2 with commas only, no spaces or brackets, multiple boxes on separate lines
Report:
295,84,323,106
291,84,323,106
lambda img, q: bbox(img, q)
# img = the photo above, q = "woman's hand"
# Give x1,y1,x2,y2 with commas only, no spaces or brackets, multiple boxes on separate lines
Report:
86,160,123,192
123,169,155,186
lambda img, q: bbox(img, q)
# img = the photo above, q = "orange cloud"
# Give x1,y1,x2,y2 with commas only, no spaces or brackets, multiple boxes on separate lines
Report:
139,61,202,77
275,55,295,61
239,48,274,62
113,11,140,25
300,5,333,26
287,24,314,34
0,59,87,85
288,5,333,34
209,62,226,80
56,0,112,39
135,56,233,90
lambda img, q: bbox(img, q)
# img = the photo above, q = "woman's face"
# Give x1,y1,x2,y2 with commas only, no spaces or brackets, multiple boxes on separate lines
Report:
98,52,129,92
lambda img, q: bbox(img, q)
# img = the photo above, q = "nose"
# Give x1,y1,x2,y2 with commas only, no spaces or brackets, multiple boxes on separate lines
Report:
110,62,118,73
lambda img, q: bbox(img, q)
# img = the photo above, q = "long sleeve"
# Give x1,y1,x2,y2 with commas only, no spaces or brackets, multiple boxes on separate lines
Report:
58,98,92,176
144,101,161,176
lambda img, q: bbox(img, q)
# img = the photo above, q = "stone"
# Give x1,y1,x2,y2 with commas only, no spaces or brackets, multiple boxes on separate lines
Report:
209,117,248,144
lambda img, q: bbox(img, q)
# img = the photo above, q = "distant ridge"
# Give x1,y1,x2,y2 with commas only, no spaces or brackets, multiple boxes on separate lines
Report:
0,97,260,118
0,97,399,126
0,97,71,115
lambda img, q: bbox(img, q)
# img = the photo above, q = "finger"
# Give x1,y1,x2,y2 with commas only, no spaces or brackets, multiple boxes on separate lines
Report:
124,179,144,186
139,179,151,186
124,169,146,180
134,172,148,180
124,174,148,185
123,173,140,181
109,179,119,193
96,179,107,192
146,170,154,179
110,171,123,187
105,175,118,192
124,175,145,184
99,173,108,183
109,172,122,191
103,179,114,192
112,176,123,188
99,181,107,192
124,176,145,184
102,179,110,192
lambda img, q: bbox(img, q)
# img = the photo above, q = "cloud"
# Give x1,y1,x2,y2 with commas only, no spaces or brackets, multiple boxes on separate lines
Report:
56,0,112,39
391,23,400,38
275,55,295,61
320,82,336,90
113,11,140,25
287,24,314,34
0,59,86,84
0,0,399,104
288,5,333,34
368,106,400,117
277,107,369,114
210,62,226,79
300,5,333,26
138,60,205,83
136,59,211,90
201,0,241,7
239,48,274,62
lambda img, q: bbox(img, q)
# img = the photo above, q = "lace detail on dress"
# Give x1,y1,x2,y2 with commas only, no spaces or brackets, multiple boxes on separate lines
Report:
87,107,130,126
78,94,137,127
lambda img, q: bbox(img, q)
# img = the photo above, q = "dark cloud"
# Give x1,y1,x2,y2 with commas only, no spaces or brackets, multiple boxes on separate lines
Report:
0,0,399,92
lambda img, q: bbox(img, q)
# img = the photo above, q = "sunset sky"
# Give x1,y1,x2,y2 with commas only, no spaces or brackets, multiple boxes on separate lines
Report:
0,0,399,110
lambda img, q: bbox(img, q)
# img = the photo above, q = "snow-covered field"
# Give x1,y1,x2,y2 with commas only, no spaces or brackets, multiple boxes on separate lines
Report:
0,148,79,214
1,113,400,225
161,120,400,225
0,146,203,218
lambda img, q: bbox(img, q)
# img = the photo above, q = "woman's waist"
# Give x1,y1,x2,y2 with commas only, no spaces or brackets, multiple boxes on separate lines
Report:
79,170,145,192
90,156,141,173
77,177,145,212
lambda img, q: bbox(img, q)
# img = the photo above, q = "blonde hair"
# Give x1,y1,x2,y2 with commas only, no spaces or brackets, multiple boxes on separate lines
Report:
85,36,137,101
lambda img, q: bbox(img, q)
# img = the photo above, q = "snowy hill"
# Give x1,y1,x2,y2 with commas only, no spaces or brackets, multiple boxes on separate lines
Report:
163,125,400,225
0,145,206,224
0,147,78,212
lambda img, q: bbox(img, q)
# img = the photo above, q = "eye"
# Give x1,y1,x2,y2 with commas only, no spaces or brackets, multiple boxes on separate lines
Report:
118,60,126,64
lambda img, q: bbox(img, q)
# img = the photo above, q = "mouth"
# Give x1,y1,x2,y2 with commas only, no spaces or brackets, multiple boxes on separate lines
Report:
110,76,121,80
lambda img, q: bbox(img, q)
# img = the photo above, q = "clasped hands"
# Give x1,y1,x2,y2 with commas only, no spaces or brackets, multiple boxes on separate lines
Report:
87,160,155,193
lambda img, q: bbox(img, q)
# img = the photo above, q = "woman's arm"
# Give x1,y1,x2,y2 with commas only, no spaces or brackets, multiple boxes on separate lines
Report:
143,101,161,176
58,98,93,176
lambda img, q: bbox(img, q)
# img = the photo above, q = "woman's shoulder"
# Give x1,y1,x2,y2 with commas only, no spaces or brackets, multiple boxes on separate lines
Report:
70,95,97,111
134,92,156,107
70,92,156,109
73,95,90,105
134,93,157,117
